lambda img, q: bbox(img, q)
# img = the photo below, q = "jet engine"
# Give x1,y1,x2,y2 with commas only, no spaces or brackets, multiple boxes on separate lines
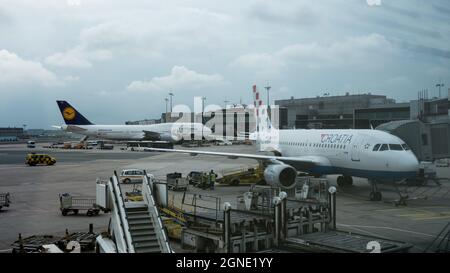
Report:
264,164,297,189
160,133,177,142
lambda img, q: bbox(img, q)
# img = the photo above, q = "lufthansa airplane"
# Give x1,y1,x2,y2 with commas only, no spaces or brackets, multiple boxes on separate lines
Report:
146,86,420,201
55,100,212,142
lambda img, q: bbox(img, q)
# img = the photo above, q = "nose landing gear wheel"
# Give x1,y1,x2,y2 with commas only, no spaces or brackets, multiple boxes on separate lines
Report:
370,192,382,201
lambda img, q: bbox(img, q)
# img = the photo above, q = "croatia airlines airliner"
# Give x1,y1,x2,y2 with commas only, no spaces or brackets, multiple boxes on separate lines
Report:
146,86,419,201
55,100,212,143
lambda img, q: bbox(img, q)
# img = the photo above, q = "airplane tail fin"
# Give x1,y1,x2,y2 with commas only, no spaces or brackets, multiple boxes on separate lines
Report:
252,85,279,151
252,85,276,134
56,100,93,125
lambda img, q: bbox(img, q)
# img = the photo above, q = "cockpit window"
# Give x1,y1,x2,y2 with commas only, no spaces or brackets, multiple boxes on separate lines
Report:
401,144,410,151
389,144,403,151
373,144,381,151
379,144,389,151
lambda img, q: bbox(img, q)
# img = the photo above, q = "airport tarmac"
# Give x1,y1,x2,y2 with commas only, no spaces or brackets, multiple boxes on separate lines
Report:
1,142,450,252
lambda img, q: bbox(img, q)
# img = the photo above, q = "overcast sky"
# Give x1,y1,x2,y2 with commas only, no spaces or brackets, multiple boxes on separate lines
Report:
1,0,449,128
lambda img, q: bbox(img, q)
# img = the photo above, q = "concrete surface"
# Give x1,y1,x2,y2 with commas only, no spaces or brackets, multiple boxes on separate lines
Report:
1,142,450,252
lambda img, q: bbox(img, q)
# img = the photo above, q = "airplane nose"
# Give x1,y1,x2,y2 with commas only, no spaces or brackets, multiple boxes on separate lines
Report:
402,153,420,172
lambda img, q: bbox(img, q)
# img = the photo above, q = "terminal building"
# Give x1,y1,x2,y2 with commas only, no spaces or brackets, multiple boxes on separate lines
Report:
375,96,450,161
161,106,287,140
130,90,450,161
277,90,450,161
275,93,396,129
0,127,24,141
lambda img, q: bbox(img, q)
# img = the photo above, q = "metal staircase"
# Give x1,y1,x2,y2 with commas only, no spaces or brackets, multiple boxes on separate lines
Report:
125,205,161,253
96,171,172,253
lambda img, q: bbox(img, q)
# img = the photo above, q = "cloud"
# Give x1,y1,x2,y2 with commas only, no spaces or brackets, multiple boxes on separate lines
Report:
231,33,394,72
126,66,225,92
249,2,320,27
366,0,382,7
369,16,442,40
427,66,450,77
44,8,231,69
0,49,63,87
0,7,13,27
229,53,285,74
383,2,419,18
45,49,92,68
387,75,409,85
390,39,450,59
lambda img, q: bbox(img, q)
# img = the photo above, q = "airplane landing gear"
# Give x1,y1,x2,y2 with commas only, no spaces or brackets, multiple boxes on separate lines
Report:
337,176,344,187
369,181,382,201
369,191,382,201
337,176,353,187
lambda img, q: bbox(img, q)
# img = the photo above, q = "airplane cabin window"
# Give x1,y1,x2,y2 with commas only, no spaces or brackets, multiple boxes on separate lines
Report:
380,144,389,151
389,144,403,151
373,144,381,151
401,144,410,151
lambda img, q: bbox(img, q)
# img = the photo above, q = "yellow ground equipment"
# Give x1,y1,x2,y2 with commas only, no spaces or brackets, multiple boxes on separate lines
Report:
73,142,87,149
217,165,264,186
160,205,187,225
26,153,56,166
125,191,143,202
159,205,186,240
162,218,183,240
124,185,143,201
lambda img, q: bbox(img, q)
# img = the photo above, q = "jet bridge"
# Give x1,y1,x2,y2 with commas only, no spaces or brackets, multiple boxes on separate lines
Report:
96,171,172,253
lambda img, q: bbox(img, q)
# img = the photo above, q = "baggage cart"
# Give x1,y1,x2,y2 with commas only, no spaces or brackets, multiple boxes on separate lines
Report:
0,192,10,210
59,193,100,216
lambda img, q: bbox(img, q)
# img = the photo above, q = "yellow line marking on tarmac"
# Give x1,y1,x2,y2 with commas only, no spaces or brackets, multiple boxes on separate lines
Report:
0,164,81,170
414,216,450,221
373,206,450,221
374,208,405,212
397,211,450,221
337,223,437,238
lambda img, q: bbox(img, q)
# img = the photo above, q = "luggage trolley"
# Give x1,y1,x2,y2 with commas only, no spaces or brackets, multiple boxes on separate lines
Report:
0,192,11,210
59,193,100,216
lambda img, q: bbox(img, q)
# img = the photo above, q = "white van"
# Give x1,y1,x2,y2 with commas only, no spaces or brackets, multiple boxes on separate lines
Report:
27,140,36,148
119,169,145,184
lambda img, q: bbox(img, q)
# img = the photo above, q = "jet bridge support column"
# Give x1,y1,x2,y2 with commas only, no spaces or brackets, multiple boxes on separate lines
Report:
279,192,287,241
328,187,337,230
223,202,232,253
273,196,281,247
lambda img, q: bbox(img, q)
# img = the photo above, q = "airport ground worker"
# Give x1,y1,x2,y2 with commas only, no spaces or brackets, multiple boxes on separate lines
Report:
201,172,209,190
209,170,216,190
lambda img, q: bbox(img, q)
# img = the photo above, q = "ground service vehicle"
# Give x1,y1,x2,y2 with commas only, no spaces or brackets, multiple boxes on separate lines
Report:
218,166,264,186
120,169,145,184
59,193,100,216
166,172,188,191
187,171,205,186
26,154,56,166
0,193,11,210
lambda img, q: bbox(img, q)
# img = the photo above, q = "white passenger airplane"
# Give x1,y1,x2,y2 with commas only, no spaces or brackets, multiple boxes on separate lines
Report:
146,86,420,201
55,100,213,142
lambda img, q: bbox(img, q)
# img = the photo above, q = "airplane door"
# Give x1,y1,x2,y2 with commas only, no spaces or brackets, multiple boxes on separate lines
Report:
351,137,365,162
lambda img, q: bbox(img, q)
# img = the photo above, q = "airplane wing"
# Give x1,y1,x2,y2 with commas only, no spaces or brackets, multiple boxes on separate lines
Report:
208,134,248,142
66,125,87,132
143,130,162,140
144,148,330,171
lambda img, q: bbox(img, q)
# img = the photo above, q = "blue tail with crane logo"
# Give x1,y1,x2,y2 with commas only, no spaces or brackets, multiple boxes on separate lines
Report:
56,100,93,125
